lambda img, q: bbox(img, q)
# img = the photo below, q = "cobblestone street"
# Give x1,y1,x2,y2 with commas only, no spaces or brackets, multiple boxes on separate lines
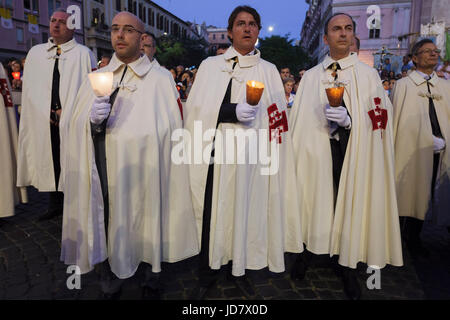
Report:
0,188,449,300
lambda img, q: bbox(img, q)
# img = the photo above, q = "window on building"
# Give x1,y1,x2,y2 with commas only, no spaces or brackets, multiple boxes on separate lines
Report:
42,32,48,43
221,34,224,40
92,8,100,27
94,0,104,3
48,0,54,18
369,28,380,39
48,0,62,19
115,0,121,11
133,1,137,15
24,0,39,12
213,34,216,40
138,4,143,20
147,8,154,26
127,0,132,12
17,27,24,44
4,0,13,8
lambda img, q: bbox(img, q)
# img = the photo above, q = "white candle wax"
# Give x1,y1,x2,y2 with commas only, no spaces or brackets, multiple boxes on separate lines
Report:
88,72,113,97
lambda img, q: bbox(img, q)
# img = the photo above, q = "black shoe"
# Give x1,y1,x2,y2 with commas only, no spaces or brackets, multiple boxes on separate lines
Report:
142,286,161,300
38,209,62,221
341,269,361,300
234,276,256,299
291,253,308,282
189,285,209,300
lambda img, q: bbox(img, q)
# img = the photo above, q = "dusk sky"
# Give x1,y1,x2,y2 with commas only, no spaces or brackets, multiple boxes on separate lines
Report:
151,0,309,41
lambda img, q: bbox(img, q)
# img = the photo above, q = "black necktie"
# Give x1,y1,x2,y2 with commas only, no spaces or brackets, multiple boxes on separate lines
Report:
222,57,238,104
426,77,442,138
328,62,340,81
50,45,61,123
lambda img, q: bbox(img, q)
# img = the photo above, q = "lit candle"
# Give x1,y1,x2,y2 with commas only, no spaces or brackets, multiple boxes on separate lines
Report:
246,80,264,106
12,72,21,80
325,86,344,107
88,72,113,97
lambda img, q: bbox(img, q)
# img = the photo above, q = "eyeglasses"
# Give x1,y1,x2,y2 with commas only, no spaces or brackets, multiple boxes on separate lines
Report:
111,25,143,35
417,49,441,55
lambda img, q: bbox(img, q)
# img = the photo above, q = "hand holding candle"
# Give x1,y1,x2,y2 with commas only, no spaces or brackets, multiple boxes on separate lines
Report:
88,72,113,97
246,80,264,106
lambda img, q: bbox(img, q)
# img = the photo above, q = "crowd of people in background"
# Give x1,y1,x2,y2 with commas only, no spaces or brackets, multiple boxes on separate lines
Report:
4,35,448,108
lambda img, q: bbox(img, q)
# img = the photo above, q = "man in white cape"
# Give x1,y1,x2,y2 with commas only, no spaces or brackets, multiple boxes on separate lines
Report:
289,13,403,299
61,12,198,299
184,5,303,299
0,65,25,218
392,39,450,258
17,9,97,220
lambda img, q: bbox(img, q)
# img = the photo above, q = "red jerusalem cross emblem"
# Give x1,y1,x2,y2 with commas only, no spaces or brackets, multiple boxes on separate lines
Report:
0,78,13,107
267,103,288,144
367,97,387,138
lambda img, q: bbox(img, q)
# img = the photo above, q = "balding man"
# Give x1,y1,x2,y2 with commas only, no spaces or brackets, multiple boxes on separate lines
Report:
17,8,97,220
290,13,403,299
61,11,198,299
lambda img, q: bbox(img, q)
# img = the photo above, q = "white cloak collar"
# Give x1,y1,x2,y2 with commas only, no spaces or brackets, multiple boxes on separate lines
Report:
409,70,438,87
46,37,77,52
223,46,260,68
321,52,358,71
107,53,153,78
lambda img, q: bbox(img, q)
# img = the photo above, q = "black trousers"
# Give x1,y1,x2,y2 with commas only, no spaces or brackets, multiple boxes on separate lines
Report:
49,124,63,212
404,153,441,243
198,163,220,287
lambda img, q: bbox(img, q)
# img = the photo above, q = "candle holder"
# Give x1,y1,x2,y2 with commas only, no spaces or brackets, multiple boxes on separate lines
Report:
88,72,113,97
323,80,346,107
246,80,264,106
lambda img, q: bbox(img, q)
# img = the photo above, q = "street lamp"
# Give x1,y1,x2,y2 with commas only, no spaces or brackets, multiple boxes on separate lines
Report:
268,25,274,33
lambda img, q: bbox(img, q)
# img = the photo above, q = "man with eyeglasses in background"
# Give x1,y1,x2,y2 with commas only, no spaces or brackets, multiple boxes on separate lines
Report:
61,11,198,299
391,39,450,258
17,8,96,221
141,31,158,66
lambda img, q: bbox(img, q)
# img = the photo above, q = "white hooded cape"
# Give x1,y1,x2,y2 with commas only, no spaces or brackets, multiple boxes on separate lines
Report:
185,47,303,277
289,53,403,269
60,54,198,278
17,38,96,191
392,71,450,226
0,66,23,217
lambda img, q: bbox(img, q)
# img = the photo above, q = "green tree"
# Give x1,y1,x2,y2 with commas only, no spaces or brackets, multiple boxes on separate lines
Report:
258,35,310,76
156,35,208,68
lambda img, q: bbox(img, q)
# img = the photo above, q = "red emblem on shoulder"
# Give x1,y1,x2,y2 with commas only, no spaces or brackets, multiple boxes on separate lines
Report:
267,103,288,144
368,97,387,138
0,78,13,107
177,97,183,120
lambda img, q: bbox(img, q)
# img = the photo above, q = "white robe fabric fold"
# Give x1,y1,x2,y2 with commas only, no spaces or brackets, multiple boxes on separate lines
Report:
17,38,96,192
61,54,198,279
289,53,403,269
0,66,22,217
392,71,450,226
185,47,303,277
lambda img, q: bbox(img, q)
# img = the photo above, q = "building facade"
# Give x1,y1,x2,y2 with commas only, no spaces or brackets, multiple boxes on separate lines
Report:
0,0,84,61
300,0,414,67
188,21,209,43
83,0,191,60
207,26,230,53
